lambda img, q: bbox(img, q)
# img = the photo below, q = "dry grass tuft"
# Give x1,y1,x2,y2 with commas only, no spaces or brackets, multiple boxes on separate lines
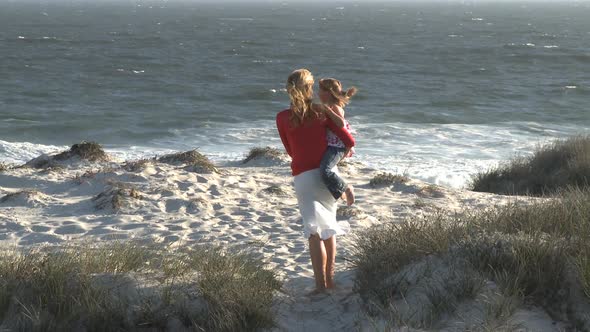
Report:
242,147,285,164
337,206,362,219
54,141,109,162
262,185,287,196
0,163,10,172
93,183,142,211
369,172,410,188
353,188,590,330
123,159,152,172
0,242,281,331
157,150,217,174
418,184,445,198
471,135,590,196
24,142,108,170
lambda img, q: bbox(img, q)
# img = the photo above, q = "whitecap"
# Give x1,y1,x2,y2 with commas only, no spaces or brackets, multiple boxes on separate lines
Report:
219,18,254,21
565,85,577,89
270,89,277,93
132,70,145,74
544,45,559,49
471,17,484,21
18,36,25,39
525,43,535,47
0,140,65,165
357,46,365,50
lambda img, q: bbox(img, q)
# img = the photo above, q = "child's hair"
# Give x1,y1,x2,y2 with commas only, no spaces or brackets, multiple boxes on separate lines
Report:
319,78,358,107
286,69,321,126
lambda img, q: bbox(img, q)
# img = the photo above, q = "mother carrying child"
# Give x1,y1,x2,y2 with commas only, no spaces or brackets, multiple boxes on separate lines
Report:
276,69,356,294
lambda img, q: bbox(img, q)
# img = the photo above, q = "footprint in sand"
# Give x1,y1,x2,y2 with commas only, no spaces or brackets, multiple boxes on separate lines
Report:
176,182,192,191
119,223,149,230
258,215,276,223
163,199,187,213
19,233,63,245
54,224,86,235
208,185,222,196
0,221,26,232
165,224,185,231
86,227,112,235
31,225,51,232
162,235,180,243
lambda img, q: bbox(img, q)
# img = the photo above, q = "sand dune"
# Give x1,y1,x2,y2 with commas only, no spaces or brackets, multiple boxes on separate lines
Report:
0,150,566,331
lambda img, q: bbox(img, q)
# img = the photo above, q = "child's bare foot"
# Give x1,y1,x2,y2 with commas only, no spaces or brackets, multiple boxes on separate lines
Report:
345,185,355,206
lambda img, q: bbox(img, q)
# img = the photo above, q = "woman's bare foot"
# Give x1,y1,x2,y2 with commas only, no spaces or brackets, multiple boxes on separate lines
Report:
326,279,335,289
345,185,355,206
306,288,327,297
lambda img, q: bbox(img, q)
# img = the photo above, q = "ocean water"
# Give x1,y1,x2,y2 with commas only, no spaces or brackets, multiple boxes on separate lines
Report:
1,1,589,187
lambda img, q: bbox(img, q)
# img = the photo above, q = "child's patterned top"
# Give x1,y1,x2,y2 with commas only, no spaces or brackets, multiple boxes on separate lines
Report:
327,121,353,148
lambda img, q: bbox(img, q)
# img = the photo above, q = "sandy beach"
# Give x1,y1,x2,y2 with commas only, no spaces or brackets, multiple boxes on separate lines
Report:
0,146,573,331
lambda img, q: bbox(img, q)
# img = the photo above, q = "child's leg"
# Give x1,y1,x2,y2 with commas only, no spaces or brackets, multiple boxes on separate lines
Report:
320,147,347,200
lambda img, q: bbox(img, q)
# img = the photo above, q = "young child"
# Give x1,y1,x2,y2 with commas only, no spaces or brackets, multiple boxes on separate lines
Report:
318,78,357,206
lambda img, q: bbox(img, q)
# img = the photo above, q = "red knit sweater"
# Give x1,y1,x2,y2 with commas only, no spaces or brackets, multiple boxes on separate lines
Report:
276,109,356,176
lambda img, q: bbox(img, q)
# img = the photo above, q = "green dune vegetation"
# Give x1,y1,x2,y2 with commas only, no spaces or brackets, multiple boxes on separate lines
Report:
471,135,590,196
354,135,590,330
0,243,281,331
353,187,590,330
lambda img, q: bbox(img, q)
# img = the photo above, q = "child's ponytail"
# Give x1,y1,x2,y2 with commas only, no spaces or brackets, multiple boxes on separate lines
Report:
319,78,358,107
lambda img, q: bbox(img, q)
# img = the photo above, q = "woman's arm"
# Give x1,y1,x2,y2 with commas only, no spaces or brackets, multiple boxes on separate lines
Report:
326,118,355,148
276,112,293,157
323,105,346,128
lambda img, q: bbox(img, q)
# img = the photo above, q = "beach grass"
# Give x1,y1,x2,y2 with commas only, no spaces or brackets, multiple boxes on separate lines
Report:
243,147,285,164
92,182,142,211
353,187,590,329
157,150,218,174
369,172,409,188
471,135,590,196
122,158,153,172
23,141,109,170
262,185,287,196
0,242,281,331
0,163,9,172
337,206,362,219
54,141,109,162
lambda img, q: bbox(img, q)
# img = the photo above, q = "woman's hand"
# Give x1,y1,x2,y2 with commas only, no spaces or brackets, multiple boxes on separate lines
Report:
323,105,346,128
342,147,354,161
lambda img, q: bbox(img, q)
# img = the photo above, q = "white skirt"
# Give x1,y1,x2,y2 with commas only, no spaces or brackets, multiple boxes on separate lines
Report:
293,168,350,240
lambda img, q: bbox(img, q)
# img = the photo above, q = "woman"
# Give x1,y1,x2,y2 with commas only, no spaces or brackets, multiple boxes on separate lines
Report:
276,69,356,294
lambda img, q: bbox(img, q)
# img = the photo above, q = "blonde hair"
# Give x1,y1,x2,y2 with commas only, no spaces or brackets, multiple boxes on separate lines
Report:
286,69,321,126
319,78,357,107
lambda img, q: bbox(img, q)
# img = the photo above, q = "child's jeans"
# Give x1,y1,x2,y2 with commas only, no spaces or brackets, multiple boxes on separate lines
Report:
320,146,348,200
